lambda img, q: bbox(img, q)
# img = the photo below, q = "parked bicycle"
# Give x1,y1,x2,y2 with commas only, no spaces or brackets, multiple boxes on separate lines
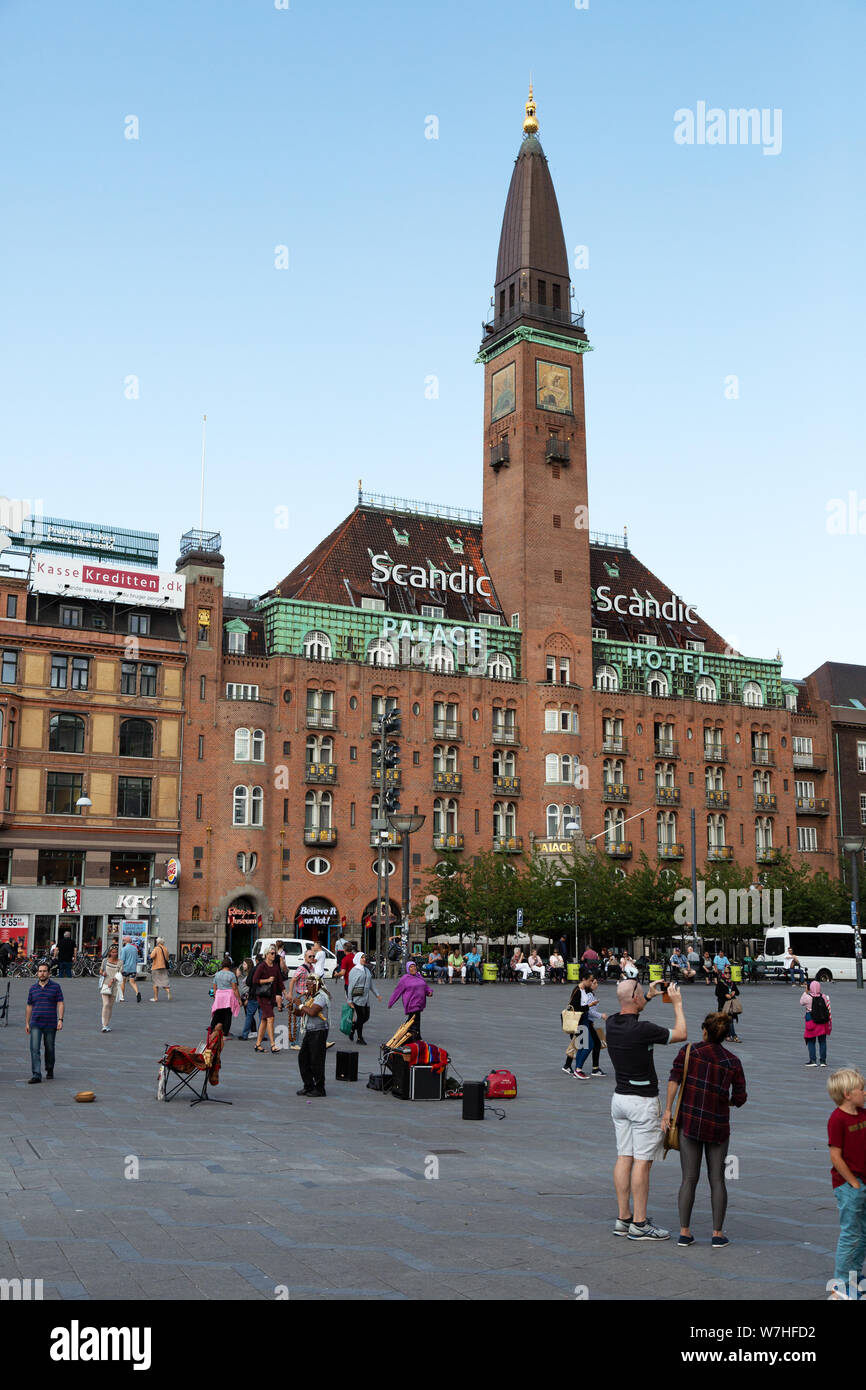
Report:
72,955,99,978
179,950,218,978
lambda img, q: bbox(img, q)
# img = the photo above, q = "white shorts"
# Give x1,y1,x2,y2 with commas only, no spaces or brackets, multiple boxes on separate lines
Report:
611,1093,663,1161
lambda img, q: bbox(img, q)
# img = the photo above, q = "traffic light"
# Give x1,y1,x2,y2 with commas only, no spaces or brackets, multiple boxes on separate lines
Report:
384,741,400,768
383,786,401,814
383,709,401,735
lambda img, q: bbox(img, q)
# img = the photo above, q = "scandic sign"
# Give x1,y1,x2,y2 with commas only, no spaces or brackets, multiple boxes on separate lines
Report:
371,554,493,597
32,560,186,609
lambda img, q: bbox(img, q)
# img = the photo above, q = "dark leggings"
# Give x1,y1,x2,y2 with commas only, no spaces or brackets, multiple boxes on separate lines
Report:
678,1133,729,1231
211,1007,233,1036
351,1003,370,1040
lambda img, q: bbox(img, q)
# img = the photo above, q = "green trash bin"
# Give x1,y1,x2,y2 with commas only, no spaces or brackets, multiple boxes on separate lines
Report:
482,962,498,982
566,963,580,982
730,965,742,983
649,964,663,982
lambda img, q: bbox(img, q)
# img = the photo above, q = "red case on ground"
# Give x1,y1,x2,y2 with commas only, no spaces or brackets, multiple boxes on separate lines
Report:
485,1069,517,1099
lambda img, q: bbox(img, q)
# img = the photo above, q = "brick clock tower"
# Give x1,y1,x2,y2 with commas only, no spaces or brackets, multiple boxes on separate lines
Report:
480,87,593,690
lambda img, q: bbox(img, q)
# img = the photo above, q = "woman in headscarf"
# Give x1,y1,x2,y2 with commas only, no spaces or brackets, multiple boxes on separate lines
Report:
387,959,433,1041
346,950,382,1045
800,978,832,1067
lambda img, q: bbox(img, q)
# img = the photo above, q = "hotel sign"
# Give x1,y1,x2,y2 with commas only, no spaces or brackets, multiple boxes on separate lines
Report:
371,554,493,597
596,586,698,624
535,839,577,856
33,560,186,610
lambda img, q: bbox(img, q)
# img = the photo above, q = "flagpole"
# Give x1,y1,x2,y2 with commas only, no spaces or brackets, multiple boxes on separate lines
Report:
199,415,207,533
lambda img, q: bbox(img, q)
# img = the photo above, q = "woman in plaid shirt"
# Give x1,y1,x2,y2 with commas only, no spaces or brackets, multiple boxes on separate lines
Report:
661,1012,747,1248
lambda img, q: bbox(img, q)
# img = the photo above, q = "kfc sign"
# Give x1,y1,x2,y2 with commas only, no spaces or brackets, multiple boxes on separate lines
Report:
60,888,81,913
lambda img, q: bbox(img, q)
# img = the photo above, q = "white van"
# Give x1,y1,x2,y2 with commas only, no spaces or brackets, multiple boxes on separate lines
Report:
250,938,340,979
759,924,857,982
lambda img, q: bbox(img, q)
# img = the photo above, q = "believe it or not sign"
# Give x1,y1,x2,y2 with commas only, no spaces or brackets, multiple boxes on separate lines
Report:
60,888,81,913
32,559,186,610
295,902,339,930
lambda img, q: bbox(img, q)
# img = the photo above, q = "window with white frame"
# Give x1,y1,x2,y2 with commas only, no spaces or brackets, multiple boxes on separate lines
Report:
795,780,815,798
595,664,618,692
487,651,513,680
251,729,265,762
705,766,724,792
233,785,248,825
858,741,866,773
604,807,625,844
743,680,763,707
797,826,818,852
433,745,458,773
696,676,717,703
860,793,866,827
544,708,558,732
493,750,516,778
303,631,332,661
227,630,247,655
429,643,454,674
638,634,658,647
478,612,501,626
361,597,386,611
545,754,572,784
234,728,251,760
685,640,704,652
785,691,798,712
604,758,625,785
755,817,773,851
753,769,771,794
305,789,332,830
226,683,259,700
707,814,727,848
366,637,396,667
656,762,676,788
433,797,458,835
592,628,607,640
647,672,669,698
493,801,516,837
421,604,445,619
657,810,677,847
547,803,579,837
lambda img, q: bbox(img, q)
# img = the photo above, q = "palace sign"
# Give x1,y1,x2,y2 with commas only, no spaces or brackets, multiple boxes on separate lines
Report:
33,560,186,609
381,617,485,654
596,585,698,624
371,554,493,597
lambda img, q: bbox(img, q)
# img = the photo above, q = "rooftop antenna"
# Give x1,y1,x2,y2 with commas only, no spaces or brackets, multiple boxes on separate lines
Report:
199,414,207,532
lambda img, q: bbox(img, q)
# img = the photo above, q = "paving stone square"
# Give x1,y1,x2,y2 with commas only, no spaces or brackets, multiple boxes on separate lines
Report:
1,973,863,1301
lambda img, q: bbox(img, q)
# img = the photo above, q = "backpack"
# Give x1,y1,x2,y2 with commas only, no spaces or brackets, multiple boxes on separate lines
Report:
809,993,830,1026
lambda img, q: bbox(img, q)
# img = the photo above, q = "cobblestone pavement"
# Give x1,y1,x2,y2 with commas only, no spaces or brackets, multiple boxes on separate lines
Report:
0,973,861,1301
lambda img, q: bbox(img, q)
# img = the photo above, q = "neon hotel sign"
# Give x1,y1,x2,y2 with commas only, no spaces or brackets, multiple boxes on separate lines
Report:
371,554,493,597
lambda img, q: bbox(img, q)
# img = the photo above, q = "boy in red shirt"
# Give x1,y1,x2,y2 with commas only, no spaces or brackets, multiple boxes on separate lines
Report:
827,1067,866,1300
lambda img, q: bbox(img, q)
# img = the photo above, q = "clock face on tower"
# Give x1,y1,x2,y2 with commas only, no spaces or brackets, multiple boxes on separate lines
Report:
536,359,572,413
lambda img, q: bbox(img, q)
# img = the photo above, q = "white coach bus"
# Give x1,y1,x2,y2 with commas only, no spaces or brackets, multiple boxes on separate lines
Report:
759,924,857,982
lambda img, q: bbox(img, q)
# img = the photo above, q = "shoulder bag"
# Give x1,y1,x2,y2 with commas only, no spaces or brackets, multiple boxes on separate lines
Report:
663,1043,691,1158
561,1006,585,1034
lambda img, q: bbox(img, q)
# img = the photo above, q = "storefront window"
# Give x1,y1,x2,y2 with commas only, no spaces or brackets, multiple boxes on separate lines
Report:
34,915,54,953
110,852,154,887
37,849,85,886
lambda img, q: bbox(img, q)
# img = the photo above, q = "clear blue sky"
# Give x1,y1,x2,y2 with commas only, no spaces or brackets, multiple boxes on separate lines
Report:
1,0,863,676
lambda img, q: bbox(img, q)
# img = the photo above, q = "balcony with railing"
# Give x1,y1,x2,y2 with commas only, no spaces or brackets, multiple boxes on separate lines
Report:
489,439,510,470
606,841,632,859
433,832,465,851
493,835,524,853
796,796,830,816
305,763,337,785
602,736,628,755
433,771,462,792
703,743,727,763
793,749,827,771
492,724,520,745
706,789,730,809
756,847,783,864
304,826,337,846
603,783,630,803
656,786,681,806
707,845,734,862
306,708,337,730
658,843,685,860
751,747,774,766
654,740,679,758
433,721,462,740
493,775,521,795
754,793,778,812
545,437,570,464
483,300,586,337
371,768,402,789
369,828,403,848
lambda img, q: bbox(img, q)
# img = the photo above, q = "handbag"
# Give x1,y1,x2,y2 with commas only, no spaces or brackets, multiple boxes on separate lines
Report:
340,1003,355,1037
723,998,743,1016
561,1007,585,1034
663,1043,691,1158
255,978,274,999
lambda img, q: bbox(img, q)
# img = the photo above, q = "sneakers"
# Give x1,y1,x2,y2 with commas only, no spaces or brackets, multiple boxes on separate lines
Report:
296,1087,313,1096
820,1062,827,1068
27,1076,41,1084
712,1236,730,1248
613,1218,631,1237
591,1068,606,1076
561,1065,574,1074
572,1069,590,1080
627,1220,670,1241
805,1061,818,1067
677,1234,695,1246
46,1071,54,1079
101,1026,111,1033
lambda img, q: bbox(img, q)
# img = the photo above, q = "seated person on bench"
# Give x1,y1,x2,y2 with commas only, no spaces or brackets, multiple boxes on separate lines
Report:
548,950,565,984
669,948,695,982
426,949,448,983
527,950,546,983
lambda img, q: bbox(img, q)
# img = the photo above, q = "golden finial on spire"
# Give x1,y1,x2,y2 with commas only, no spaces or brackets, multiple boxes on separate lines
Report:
523,81,538,136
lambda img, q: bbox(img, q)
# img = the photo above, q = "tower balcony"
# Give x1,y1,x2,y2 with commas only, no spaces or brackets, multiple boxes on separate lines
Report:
706,790,730,809
483,301,586,336
492,725,520,745
489,439,510,470
602,737,628,755
751,747,774,766
545,437,570,464
371,768,402,789
433,721,462,740
433,833,464,852
654,740,679,758
304,827,337,846
306,708,337,731
493,835,524,853
793,750,827,771
703,744,727,763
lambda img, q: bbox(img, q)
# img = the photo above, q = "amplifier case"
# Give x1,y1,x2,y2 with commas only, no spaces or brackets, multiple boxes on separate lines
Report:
410,1066,445,1101
462,1081,485,1120
335,1051,359,1081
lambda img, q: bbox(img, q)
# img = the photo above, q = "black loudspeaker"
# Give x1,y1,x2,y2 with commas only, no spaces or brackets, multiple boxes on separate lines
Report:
462,1081,485,1120
389,1054,410,1099
409,1066,444,1101
335,1051,359,1081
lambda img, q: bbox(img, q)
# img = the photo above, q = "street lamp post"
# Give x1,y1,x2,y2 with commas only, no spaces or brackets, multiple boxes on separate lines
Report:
841,836,865,990
387,811,426,968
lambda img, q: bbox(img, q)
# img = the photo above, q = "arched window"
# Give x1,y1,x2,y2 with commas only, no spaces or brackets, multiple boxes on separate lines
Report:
493,749,516,777
493,801,517,837
753,769,771,794
366,637,396,667
706,765,724,792
604,758,625,784
647,672,669,698
546,803,560,837
595,664,619,692
303,631,332,661
561,753,572,784
487,652,513,680
191,904,200,921
696,676,717,703
118,718,153,758
48,712,85,754
251,729,265,762
433,798,458,834
429,643,454,674
305,789,333,830
743,680,763,707
755,817,773,851
433,745,458,773
233,785,248,825
234,728,251,761
655,762,676,788
707,814,727,848
657,811,677,847
604,807,626,845
545,753,560,783
563,804,580,832
250,786,263,826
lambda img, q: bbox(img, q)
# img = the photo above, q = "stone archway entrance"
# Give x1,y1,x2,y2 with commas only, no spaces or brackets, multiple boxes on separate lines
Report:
226,896,261,961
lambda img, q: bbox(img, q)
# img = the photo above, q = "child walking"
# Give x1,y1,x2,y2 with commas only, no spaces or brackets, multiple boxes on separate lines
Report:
826,1068,866,1300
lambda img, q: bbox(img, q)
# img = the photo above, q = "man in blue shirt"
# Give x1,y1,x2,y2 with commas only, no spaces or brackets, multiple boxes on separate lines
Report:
25,962,65,1083
465,947,482,985
120,935,142,1002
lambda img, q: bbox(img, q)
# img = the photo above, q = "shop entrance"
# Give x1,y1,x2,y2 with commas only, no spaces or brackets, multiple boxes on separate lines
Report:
227,898,260,962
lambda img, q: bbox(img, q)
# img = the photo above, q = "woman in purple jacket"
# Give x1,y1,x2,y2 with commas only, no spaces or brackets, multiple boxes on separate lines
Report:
387,960,433,1041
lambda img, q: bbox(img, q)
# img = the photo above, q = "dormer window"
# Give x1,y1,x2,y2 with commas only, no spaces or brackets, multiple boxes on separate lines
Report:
392,528,410,547
361,597,385,612
446,536,464,554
